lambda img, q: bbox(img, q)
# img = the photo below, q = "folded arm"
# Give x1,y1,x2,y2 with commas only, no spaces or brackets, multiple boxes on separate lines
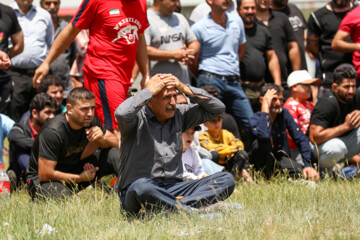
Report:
38,158,98,183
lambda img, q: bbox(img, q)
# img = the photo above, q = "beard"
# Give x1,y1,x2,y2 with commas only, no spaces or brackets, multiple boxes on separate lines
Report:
242,15,255,25
332,0,350,8
35,118,46,128
271,107,283,114
337,92,354,104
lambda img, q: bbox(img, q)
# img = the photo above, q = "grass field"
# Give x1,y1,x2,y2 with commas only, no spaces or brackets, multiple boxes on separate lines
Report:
1,176,360,240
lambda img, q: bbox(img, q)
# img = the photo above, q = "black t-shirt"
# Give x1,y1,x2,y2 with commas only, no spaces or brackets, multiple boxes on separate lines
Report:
307,6,355,83
240,21,273,83
0,3,21,80
275,3,307,70
27,113,106,183
309,89,360,137
266,10,297,86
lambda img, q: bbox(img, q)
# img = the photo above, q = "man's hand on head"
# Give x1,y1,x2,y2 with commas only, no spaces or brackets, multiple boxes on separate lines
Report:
145,74,193,97
261,88,277,113
145,74,169,96
86,126,105,146
162,74,193,96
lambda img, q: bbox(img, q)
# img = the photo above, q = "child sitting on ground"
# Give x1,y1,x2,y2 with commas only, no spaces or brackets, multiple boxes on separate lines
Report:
199,115,253,183
182,126,224,181
283,70,320,165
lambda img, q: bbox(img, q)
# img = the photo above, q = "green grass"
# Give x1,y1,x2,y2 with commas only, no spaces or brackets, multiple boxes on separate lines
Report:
1,178,360,239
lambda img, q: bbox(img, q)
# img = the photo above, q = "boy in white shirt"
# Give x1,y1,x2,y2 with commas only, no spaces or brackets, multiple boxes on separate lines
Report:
182,126,225,181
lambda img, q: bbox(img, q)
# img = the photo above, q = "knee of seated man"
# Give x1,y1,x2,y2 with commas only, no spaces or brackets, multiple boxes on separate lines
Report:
320,138,347,157
319,138,347,167
211,172,235,190
128,178,157,198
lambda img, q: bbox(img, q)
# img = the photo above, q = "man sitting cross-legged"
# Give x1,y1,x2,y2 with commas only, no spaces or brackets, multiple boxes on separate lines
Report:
26,88,120,200
115,74,236,214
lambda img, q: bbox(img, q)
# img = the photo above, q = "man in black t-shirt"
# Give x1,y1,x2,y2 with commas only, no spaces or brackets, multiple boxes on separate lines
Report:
255,0,300,99
26,88,120,200
271,0,307,71
309,64,360,170
0,3,23,115
307,0,355,96
237,0,281,112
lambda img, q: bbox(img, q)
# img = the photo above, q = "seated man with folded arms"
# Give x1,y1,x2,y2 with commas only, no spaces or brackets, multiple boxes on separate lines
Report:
115,74,236,214
249,84,319,180
26,88,120,200
308,64,360,173
8,93,56,190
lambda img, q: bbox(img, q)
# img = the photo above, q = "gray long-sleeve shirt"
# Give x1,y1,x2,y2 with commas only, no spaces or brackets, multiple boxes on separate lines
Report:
115,86,225,190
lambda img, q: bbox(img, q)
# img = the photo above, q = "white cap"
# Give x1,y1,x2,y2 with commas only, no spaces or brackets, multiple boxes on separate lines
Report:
287,70,321,88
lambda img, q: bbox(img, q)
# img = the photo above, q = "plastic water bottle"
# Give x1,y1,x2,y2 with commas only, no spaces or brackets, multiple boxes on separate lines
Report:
0,164,10,204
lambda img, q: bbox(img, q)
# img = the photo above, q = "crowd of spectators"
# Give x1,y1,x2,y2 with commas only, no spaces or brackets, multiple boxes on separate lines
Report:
1,0,360,214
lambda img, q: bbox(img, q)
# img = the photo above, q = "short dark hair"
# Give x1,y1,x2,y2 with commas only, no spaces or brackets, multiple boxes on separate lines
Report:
37,75,64,93
29,93,57,118
260,83,284,96
333,64,357,84
67,87,95,106
236,0,242,8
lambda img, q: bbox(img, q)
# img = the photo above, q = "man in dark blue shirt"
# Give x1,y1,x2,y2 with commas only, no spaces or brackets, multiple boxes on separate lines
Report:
249,83,319,180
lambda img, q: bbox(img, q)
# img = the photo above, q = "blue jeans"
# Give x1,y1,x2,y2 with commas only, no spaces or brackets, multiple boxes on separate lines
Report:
339,166,359,179
197,72,253,132
201,158,225,175
311,126,360,168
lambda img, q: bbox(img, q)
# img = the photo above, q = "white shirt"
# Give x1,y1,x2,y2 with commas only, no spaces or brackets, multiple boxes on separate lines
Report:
182,146,206,181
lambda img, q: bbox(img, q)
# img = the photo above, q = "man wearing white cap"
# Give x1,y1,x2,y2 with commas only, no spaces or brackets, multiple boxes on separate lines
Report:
283,70,321,164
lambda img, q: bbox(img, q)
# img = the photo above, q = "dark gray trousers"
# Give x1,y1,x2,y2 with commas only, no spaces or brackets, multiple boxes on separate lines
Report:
119,172,235,214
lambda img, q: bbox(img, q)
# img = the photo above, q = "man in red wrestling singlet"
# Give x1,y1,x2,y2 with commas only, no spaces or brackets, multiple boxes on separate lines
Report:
33,0,150,140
